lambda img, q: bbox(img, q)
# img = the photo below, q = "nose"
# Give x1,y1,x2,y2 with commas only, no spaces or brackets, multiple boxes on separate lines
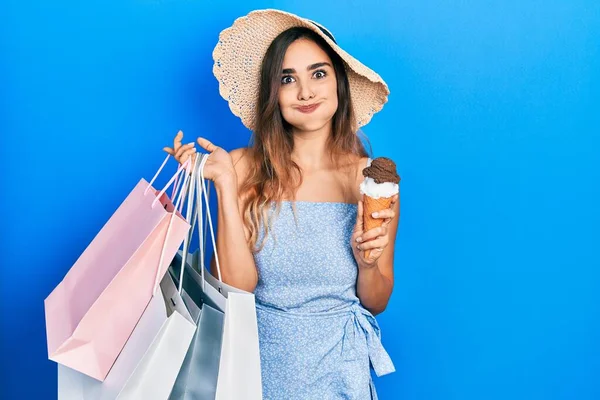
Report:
297,80,315,102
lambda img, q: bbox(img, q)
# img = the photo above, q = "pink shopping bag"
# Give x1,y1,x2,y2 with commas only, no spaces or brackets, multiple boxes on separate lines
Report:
45,155,192,382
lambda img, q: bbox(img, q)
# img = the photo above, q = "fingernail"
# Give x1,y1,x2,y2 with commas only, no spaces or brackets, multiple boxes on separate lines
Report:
372,212,379,218
356,244,361,250
356,237,362,243
188,142,194,146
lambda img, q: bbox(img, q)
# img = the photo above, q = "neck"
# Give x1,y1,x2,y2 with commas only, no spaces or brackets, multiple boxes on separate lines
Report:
290,122,333,171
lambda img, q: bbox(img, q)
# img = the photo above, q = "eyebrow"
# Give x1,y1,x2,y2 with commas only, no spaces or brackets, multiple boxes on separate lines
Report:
282,62,332,74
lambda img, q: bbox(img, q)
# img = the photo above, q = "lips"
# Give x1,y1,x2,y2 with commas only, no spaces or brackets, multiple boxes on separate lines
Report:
296,103,321,113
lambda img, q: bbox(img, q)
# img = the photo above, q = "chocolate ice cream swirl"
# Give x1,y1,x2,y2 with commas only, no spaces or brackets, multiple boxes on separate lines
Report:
362,157,401,184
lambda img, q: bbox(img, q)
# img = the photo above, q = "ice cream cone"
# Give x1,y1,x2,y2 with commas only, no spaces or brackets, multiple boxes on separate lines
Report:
363,195,393,259
360,157,400,259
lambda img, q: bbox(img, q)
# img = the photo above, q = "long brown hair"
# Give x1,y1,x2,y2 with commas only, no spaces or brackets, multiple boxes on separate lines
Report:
239,26,371,252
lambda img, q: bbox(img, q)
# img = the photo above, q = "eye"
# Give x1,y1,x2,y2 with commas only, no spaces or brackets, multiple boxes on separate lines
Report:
281,75,295,85
313,69,327,79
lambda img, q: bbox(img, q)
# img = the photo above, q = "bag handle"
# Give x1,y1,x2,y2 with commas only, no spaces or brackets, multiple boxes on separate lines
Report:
175,152,203,294
151,157,193,295
146,154,192,209
179,152,223,293
196,153,223,283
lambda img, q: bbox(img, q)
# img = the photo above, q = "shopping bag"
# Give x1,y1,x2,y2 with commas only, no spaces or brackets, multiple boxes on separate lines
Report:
117,271,196,399
45,155,192,381
58,156,200,398
58,264,197,399
185,153,263,400
177,248,262,400
166,153,225,399
58,284,166,399
168,255,224,400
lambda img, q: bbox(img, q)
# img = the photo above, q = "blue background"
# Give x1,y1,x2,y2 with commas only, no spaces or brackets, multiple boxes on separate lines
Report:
2,1,599,399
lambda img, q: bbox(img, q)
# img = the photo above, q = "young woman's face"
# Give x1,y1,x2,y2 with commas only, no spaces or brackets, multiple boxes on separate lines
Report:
278,38,338,133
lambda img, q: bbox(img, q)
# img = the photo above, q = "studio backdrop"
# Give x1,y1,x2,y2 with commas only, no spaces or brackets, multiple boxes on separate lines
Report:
1,1,599,399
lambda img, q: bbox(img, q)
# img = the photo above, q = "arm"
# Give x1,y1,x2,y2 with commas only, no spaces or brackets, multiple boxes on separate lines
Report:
350,155,400,315
165,134,258,292
202,145,258,292
356,193,400,315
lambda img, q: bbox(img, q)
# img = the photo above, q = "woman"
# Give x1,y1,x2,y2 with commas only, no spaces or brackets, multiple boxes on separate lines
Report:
164,9,400,400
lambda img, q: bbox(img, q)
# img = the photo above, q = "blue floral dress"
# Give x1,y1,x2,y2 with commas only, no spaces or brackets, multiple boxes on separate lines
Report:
253,193,395,399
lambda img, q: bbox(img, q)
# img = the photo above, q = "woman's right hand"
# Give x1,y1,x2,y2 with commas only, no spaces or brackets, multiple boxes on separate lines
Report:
163,130,197,171
163,130,236,188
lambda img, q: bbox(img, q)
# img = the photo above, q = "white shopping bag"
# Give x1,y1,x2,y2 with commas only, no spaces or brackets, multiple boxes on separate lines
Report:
58,272,196,399
58,286,165,399
184,153,263,400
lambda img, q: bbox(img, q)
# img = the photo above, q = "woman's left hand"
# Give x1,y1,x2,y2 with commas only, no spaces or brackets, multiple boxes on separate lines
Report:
351,194,399,268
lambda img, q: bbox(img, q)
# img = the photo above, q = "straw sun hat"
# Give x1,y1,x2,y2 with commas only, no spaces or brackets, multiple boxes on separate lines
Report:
212,9,389,131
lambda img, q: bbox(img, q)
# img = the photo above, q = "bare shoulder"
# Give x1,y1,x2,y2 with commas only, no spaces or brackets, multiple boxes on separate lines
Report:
355,156,370,184
357,156,370,171
228,147,251,187
229,147,249,165
347,155,370,202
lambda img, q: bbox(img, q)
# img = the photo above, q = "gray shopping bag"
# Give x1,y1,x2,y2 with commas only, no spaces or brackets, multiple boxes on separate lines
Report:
169,153,262,399
168,253,225,400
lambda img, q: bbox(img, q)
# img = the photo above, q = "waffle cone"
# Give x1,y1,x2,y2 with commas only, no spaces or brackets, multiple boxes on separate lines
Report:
363,195,393,259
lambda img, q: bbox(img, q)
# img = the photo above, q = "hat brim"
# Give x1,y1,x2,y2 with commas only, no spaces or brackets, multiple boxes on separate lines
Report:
212,9,389,131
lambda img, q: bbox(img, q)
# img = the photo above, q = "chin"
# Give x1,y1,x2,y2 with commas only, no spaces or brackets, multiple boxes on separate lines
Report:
286,110,337,133
290,119,332,132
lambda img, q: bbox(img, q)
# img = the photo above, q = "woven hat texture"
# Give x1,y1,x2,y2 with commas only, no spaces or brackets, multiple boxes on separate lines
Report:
212,9,389,131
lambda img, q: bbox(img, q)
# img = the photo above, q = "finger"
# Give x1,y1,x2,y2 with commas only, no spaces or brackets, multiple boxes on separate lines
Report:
381,217,393,228
371,209,395,220
178,148,197,164
390,193,399,207
175,145,194,162
173,130,184,151
354,199,364,234
196,137,218,153
365,246,385,260
186,152,198,171
360,226,387,242
357,236,389,252
175,142,195,159
181,152,198,173
163,147,175,155
352,226,364,245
